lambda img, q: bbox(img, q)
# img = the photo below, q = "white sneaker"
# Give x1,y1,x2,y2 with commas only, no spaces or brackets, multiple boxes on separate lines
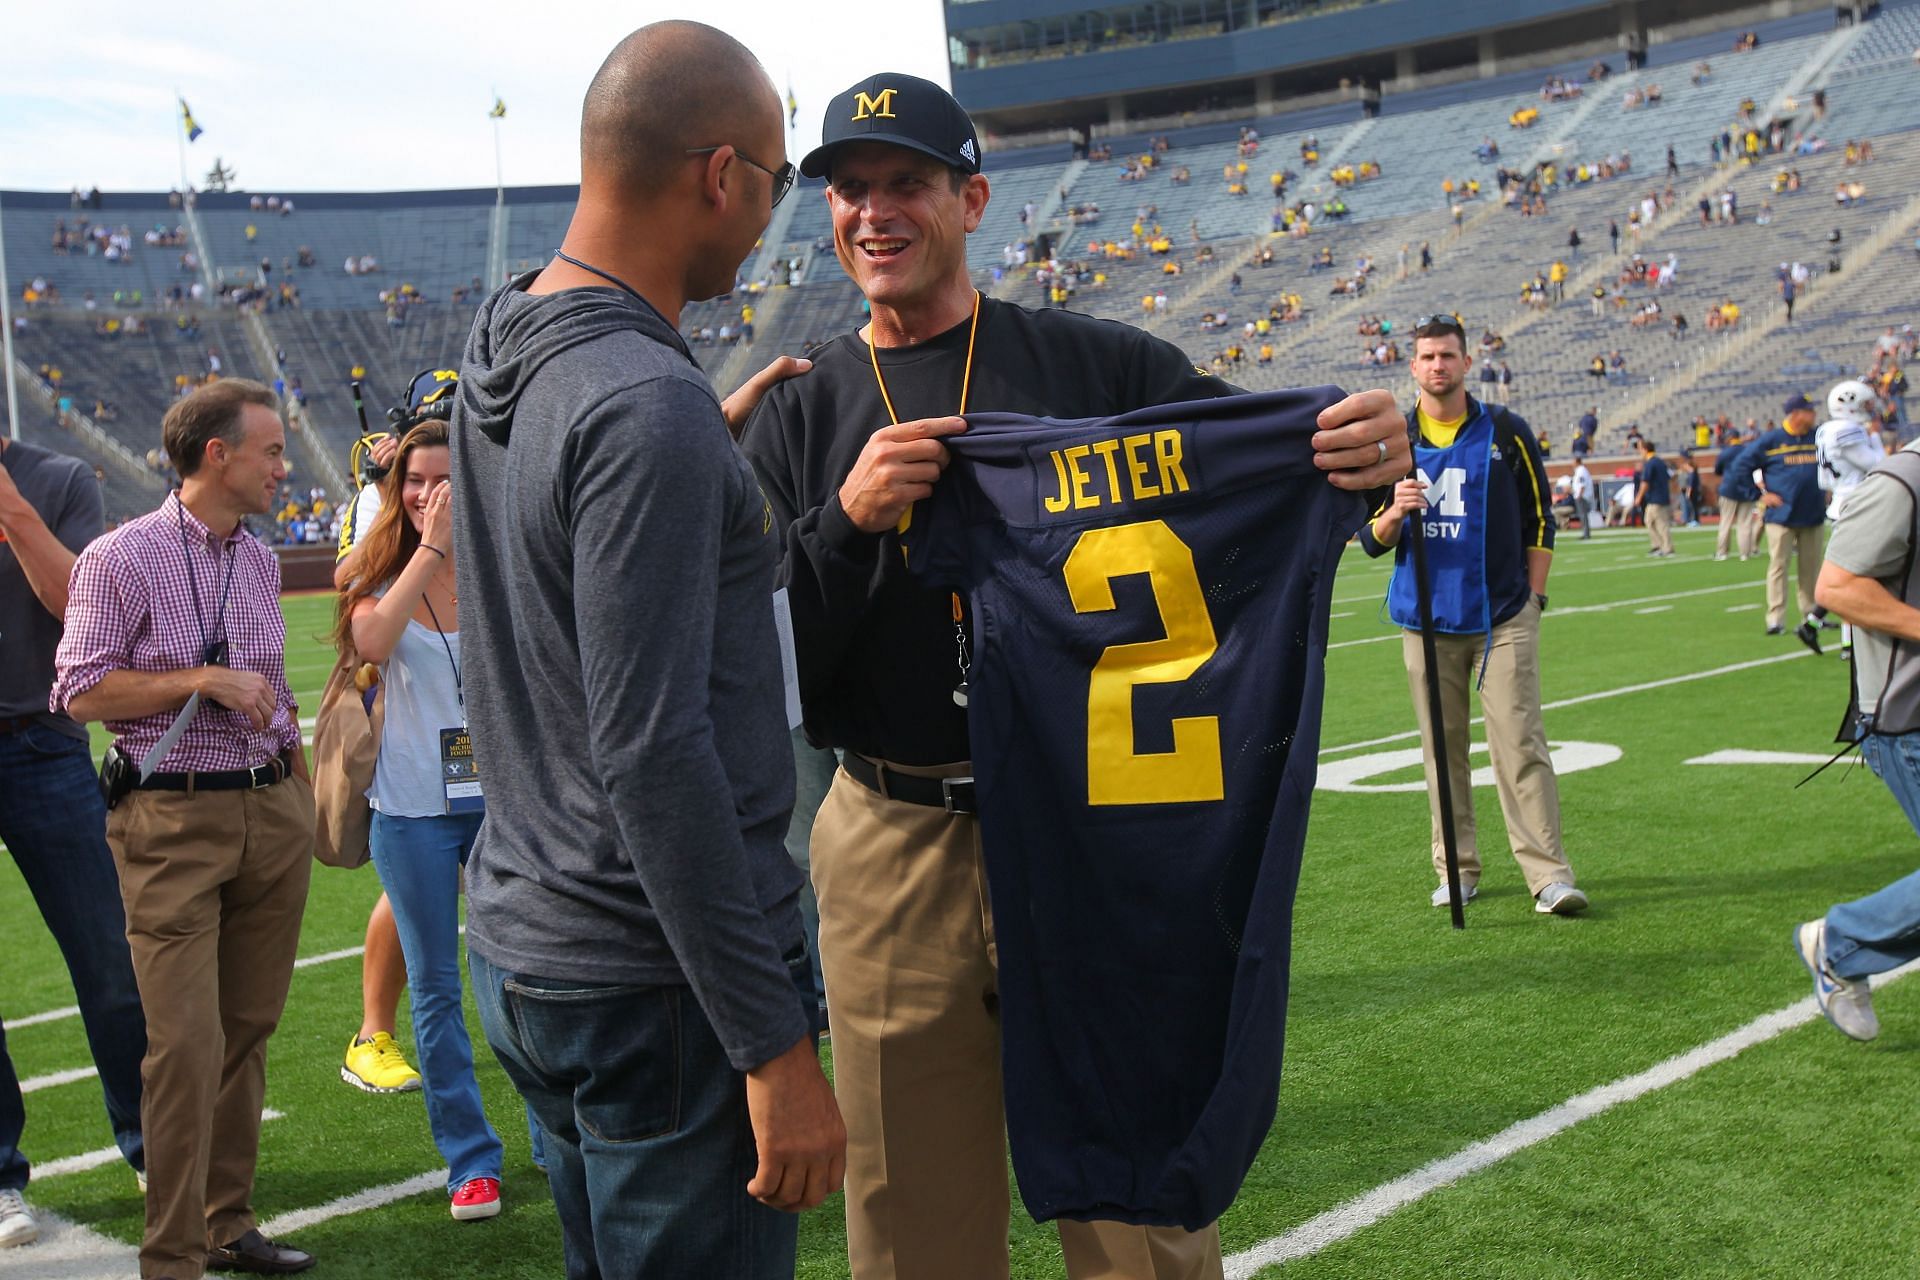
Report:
1430,881,1478,908
0,1188,36,1248
1535,882,1590,915
1795,919,1879,1041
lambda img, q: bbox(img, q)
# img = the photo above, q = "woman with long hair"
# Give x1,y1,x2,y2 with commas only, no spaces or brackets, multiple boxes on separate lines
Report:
335,419,503,1221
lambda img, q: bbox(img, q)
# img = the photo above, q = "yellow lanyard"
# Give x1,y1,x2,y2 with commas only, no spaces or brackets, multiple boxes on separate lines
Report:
867,291,982,707
866,289,982,426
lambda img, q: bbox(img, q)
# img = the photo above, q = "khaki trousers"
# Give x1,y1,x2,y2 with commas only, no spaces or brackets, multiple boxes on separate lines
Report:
1765,523,1824,628
1644,502,1673,554
106,777,315,1280
1401,601,1575,894
811,761,1222,1280
1715,498,1760,559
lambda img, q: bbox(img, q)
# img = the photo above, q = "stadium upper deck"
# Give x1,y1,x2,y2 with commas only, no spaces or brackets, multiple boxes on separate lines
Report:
4,0,1916,478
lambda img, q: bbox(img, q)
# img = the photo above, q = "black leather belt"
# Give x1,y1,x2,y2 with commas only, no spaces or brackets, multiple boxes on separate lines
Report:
842,754,976,815
139,751,295,792
0,715,41,735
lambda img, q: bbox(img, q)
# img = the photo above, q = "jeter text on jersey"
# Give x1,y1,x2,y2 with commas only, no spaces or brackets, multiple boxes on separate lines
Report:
1042,429,1192,516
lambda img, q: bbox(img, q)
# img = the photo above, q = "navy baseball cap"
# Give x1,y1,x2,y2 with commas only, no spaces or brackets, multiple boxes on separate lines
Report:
800,73,981,180
1783,392,1816,413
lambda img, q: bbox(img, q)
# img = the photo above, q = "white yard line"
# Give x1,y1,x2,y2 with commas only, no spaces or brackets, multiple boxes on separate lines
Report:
1223,959,1920,1278
9,943,364,1032
1328,582,1752,650
1320,652,1810,757
20,1066,98,1095
36,1111,282,1182
257,1170,447,1238
293,943,366,971
1552,581,1750,614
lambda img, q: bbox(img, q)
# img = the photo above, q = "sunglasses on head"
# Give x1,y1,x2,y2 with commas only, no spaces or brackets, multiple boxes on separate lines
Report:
1413,313,1465,333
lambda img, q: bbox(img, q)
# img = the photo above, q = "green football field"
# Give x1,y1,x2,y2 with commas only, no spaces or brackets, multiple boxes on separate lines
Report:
6,522,1917,1279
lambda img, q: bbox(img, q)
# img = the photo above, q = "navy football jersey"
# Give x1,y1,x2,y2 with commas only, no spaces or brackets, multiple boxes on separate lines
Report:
901,387,1364,1230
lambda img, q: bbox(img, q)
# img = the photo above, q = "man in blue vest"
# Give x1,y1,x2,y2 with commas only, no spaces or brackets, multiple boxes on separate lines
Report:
1360,315,1588,915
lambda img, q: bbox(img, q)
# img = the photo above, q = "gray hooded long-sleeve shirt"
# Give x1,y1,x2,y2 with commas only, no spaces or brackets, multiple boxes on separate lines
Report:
450,274,806,1072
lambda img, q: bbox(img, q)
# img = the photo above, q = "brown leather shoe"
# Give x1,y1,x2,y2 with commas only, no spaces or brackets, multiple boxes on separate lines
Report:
207,1229,315,1274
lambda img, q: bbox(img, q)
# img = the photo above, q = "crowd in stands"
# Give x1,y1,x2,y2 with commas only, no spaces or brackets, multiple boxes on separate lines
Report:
46,217,141,262
270,487,340,546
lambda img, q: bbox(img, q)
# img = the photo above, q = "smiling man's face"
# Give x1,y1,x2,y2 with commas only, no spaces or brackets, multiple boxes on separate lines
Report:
827,142,985,318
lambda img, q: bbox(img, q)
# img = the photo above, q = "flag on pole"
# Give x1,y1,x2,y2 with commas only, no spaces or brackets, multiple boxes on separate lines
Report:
786,84,799,129
489,98,507,119
180,98,204,142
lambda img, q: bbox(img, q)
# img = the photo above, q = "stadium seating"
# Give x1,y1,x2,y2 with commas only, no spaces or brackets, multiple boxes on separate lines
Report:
1836,0,1920,68
193,201,489,310
7,0,1918,481
7,393,166,523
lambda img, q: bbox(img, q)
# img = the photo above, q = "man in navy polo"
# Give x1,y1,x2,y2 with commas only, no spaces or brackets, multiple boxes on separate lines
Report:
1729,393,1825,633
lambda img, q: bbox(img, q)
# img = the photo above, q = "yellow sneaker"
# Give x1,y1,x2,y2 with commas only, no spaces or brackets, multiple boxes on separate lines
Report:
341,1032,422,1094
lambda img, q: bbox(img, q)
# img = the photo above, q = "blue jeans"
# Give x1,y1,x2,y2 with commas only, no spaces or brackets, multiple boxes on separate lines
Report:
0,724,145,1190
1828,734,1920,979
469,945,817,1280
368,810,502,1191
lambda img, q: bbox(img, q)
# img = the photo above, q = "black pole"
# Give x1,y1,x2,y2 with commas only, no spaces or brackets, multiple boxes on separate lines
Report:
350,380,371,437
1405,501,1467,930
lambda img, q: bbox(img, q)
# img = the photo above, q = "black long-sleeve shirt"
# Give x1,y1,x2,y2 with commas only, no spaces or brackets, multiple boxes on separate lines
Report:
740,298,1231,765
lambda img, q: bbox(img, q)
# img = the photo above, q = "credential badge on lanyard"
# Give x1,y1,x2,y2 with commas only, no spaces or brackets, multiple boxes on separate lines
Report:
423,596,482,814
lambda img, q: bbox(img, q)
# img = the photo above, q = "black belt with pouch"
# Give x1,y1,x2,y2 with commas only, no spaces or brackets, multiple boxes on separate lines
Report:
99,744,137,811
100,745,295,810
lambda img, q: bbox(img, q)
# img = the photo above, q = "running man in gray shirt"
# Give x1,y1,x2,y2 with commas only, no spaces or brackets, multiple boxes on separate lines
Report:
1793,440,1920,1043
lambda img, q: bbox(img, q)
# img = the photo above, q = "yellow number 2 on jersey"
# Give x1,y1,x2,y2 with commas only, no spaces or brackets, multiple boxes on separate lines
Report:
1062,519,1224,806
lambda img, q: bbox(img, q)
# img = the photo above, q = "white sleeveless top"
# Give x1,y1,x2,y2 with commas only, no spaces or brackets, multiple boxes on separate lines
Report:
369,610,465,818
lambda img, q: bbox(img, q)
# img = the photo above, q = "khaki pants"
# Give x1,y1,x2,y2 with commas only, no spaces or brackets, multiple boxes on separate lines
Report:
107,776,314,1280
812,761,1222,1280
1645,502,1673,554
1401,601,1575,894
1715,498,1760,559
1765,523,1824,628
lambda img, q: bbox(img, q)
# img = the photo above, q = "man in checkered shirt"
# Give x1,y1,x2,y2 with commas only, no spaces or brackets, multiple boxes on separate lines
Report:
53,379,319,1280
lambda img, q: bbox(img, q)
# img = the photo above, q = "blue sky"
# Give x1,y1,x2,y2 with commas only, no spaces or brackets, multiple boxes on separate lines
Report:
1,1,953,194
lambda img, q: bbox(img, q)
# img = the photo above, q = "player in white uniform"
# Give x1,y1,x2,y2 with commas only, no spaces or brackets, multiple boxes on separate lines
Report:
1797,379,1886,654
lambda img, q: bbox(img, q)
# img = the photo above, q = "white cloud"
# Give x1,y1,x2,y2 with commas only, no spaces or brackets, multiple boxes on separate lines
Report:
1,0,953,193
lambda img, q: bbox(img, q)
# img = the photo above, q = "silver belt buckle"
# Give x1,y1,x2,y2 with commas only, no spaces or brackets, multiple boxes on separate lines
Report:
249,761,275,789
941,775,975,814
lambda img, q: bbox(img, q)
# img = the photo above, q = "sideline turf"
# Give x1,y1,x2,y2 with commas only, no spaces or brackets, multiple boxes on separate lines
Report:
6,527,1910,1278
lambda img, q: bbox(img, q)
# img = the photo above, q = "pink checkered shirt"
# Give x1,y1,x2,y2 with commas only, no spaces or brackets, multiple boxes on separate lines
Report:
52,492,299,770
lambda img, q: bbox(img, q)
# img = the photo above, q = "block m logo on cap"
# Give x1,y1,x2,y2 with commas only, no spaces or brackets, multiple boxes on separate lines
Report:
852,88,898,121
